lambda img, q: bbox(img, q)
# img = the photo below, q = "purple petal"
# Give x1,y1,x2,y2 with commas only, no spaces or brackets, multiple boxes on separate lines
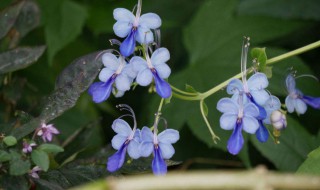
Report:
152,147,167,176
227,122,244,155
107,143,128,172
152,70,172,98
255,120,269,143
246,96,266,119
120,29,136,57
302,95,320,109
88,78,115,103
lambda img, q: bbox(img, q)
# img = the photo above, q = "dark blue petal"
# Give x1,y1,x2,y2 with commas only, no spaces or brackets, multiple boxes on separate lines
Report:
107,143,128,172
152,146,167,176
227,121,244,155
88,77,115,103
152,70,172,98
120,29,137,57
247,94,267,119
302,95,320,109
255,120,269,143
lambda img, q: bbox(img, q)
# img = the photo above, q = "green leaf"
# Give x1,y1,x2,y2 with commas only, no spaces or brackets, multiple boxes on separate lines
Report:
251,116,319,171
38,144,64,154
297,146,320,175
3,136,17,146
0,46,46,74
0,175,29,190
38,0,88,64
9,150,31,175
34,179,64,190
0,150,11,162
31,150,49,172
0,1,24,39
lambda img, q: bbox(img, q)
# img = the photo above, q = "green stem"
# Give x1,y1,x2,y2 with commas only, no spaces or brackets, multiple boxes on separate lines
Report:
170,85,198,96
199,99,220,143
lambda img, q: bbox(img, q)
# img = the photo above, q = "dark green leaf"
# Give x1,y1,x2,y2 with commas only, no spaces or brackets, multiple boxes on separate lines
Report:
0,1,24,39
9,150,31,175
38,144,64,154
3,136,17,146
0,46,46,74
0,150,11,162
31,150,49,172
251,48,268,76
297,146,320,175
0,175,29,190
34,179,64,190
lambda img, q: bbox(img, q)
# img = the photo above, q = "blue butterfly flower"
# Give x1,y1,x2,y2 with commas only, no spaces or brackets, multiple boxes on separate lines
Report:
139,127,179,175
217,97,259,155
113,1,161,57
130,47,172,98
88,53,136,103
285,74,320,114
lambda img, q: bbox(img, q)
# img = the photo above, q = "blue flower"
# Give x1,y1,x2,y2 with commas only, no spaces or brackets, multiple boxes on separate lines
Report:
217,97,259,155
139,127,179,175
113,1,161,57
88,53,136,103
285,73,320,114
131,47,172,98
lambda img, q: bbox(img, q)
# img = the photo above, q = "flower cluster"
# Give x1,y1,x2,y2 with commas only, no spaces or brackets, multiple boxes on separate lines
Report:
88,0,171,103
107,104,179,175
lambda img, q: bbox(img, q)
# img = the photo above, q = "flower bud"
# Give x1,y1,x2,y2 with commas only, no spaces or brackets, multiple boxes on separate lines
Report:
271,110,287,130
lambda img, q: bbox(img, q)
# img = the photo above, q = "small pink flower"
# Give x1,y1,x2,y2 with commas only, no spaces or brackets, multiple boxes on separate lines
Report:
37,123,59,142
29,166,42,179
22,140,37,153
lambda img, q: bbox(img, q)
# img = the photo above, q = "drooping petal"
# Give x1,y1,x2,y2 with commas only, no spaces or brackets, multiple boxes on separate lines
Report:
139,13,162,29
216,98,239,114
139,141,154,157
294,98,307,114
285,96,295,113
136,26,154,44
247,72,269,90
151,48,170,66
154,63,171,79
219,113,237,130
111,119,132,136
140,127,153,142
107,143,128,172
102,53,120,70
158,129,179,144
242,115,259,134
302,95,320,109
120,29,137,57
227,122,244,155
127,139,140,159
99,68,114,82
111,134,127,150
115,74,131,91
113,21,132,38
227,79,243,95
255,120,269,143
131,56,148,72
159,143,175,159
113,8,135,22
136,68,153,86
243,102,260,118
88,79,115,103
152,70,172,98
250,90,269,106
152,147,167,176
285,74,296,94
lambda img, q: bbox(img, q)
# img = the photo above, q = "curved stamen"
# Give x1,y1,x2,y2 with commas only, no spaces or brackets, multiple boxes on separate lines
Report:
116,104,137,130
295,74,319,82
241,36,250,92
109,39,122,47
154,29,161,48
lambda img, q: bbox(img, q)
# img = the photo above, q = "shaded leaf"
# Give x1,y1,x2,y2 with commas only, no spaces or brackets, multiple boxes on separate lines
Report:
0,150,11,162
297,146,320,175
0,46,46,74
38,144,64,154
0,175,28,190
34,178,64,190
3,136,17,146
9,150,31,176
0,1,24,39
31,150,49,171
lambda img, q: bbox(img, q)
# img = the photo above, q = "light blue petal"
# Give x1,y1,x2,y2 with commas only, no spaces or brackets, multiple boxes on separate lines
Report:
242,115,259,134
152,147,167,176
159,142,175,159
127,139,140,159
113,21,132,38
120,29,136,57
112,119,132,136
151,48,170,66
113,8,135,22
139,141,153,157
154,64,171,79
217,98,239,114
111,134,127,150
158,129,179,144
220,113,237,130
107,143,128,172
136,68,153,86
140,126,153,142
286,74,296,94
294,98,307,114
243,102,260,118
139,13,161,29
114,90,125,98
98,68,114,82
264,95,281,112
115,74,131,91
122,63,137,79
247,72,268,90
227,122,243,155
88,79,115,103
102,53,119,70
136,26,154,44
133,129,141,143
227,79,243,95
131,56,148,72
302,95,320,109
250,90,269,105
152,71,172,98
285,96,295,113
